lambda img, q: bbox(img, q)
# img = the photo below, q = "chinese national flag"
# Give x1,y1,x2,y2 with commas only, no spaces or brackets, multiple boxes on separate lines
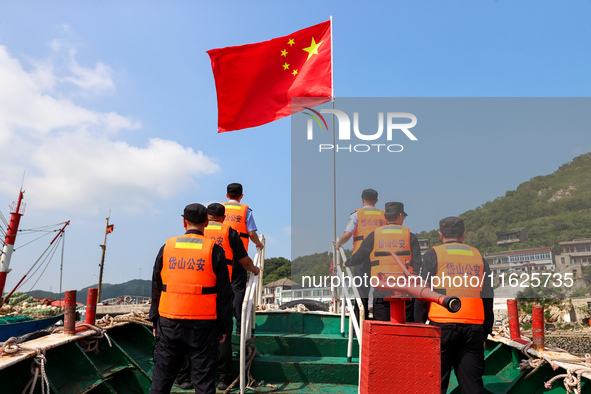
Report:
208,20,332,133
107,224,114,234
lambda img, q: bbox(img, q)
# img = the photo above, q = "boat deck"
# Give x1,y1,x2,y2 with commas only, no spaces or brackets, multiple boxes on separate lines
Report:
1,311,591,393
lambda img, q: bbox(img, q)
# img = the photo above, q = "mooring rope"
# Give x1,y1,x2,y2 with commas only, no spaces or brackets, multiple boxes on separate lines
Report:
221,336,278,394
21,348,50,394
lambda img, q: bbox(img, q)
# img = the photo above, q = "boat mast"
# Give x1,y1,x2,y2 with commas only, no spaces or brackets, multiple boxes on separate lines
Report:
97,215,111,302
0,189,25,305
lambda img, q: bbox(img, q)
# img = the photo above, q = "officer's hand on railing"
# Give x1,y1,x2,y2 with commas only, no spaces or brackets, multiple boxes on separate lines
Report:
256,243,264,250
253,266,261,276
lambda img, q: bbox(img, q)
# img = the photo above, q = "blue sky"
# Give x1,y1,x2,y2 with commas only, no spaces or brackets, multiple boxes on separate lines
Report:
0,2,590,293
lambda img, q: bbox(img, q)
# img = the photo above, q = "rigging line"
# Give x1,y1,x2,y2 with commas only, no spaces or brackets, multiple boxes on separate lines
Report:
19,222,69,232
13,231,53,251
13,231,62,289
59,230,65,303
26,234,62,292
0,211,8,227
18,234,62,291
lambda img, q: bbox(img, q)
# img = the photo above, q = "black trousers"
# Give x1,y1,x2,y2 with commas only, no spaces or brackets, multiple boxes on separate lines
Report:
217,286,235,381
372,297,415,322
150,317,218,394
432,322,486,394
231,274,247,334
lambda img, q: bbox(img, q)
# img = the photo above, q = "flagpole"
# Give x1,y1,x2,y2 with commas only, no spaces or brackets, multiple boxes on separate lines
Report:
330,16,336,245
330,16,334,98
97,212,111,302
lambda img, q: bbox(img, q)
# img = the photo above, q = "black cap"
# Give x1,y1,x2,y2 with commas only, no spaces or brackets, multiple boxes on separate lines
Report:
227,183,243,195
361,188,378,201
439,216,465,237
207,202,225,216
183,203,207,224
385,202,406,216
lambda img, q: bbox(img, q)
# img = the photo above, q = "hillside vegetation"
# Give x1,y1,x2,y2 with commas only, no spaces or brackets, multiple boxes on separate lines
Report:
277,152,591,281
29,279,151,304
418,152,591,254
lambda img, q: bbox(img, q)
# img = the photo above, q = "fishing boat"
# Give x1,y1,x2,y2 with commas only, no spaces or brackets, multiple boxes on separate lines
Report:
0,189,68,342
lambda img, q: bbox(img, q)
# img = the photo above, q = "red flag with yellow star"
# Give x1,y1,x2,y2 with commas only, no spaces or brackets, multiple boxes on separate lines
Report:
207,20,332,133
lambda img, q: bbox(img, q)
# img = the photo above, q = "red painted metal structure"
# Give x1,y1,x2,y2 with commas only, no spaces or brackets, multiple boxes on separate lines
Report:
85,288,98,325
64,290,77,335
507,299,521,341
359,251,461,394
532,304,545,350
361,320,442,393
0,189,25,303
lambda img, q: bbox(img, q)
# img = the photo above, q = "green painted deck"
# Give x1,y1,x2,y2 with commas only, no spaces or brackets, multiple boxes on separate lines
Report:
1,311,590,393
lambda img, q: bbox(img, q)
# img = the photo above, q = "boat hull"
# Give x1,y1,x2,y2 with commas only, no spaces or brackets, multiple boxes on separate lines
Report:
0,314,64,342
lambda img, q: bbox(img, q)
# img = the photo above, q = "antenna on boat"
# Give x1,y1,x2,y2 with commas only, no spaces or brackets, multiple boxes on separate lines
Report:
97,211,113,303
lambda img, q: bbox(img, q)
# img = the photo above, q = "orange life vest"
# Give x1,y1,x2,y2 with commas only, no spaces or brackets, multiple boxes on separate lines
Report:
204,220,233,280
428,243,485,325
222,202,250,251
370,224,412,279
159,233,217,320
352,207,386,254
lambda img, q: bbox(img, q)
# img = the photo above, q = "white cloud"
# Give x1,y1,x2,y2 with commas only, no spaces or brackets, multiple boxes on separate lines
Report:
0,43,219,216
64,48,115,92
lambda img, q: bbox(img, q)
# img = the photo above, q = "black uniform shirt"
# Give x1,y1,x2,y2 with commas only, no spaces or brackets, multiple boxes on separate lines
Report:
149,229,233,334
227,227,249,279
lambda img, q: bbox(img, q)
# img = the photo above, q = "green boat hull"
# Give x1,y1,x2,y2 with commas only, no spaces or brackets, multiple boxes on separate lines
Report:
0,312,588,393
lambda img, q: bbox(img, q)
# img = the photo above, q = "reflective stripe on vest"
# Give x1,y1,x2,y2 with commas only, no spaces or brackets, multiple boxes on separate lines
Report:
204,220,233,281
428,243,485,324
352,207,386,254
369,225,412,279
223,202,249,251
160,234,217,320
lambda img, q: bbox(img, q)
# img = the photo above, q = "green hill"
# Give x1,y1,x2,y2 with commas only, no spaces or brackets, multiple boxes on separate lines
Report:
417,152,591,254
266,152,591,281
28,279,151,304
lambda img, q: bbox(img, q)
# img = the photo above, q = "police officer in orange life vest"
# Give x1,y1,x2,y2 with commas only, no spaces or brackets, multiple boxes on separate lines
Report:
149,203,232,394
174,203,260,390
223,183,263,335
344,202,421,322
335,188,385,322
207,203,260,390
414,217,494,394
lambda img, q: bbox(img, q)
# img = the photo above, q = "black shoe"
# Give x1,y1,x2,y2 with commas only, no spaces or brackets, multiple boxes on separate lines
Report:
217,377,235,391
174,380,193,390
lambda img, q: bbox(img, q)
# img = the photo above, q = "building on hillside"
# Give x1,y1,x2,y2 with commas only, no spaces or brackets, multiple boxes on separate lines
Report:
262,278,298,305
555,239,591,278
278,284,334,305
496,227,528,246
484,246,555,285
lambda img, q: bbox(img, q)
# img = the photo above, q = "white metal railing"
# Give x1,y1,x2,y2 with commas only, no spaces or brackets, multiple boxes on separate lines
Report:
332,240,364,360
239,235,265,394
